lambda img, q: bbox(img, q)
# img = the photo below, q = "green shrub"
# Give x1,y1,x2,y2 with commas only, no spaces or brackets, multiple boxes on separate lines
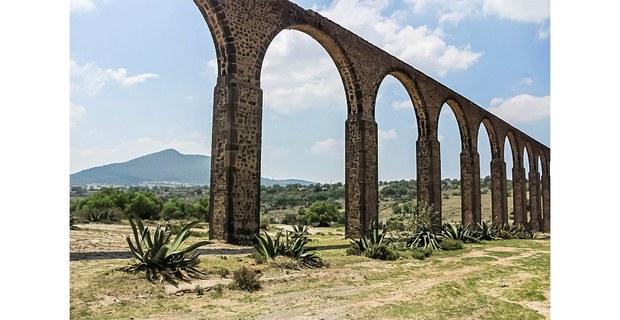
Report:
194,285,205,296
364,244,399,261
345,243,362,256
441,238,464,250
230,267,261,292
207,267,230,278
423,246,433,257
282,213,301,225
386,201,434,234
411,249,426,260
249,251,266,264
212,283,224,298
498,230,513,239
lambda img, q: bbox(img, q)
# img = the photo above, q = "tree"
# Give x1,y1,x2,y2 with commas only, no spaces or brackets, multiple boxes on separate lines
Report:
303,200,343,227
128,192,161,220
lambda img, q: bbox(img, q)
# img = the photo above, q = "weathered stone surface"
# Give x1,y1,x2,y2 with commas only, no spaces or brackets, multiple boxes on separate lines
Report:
194,0,551,242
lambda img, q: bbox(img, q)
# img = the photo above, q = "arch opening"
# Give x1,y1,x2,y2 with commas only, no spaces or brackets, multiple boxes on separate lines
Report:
374,74,419,223
259,28,348,226
523,146,532,226
504,134,516,223
438,102,464,224
477,122,494,224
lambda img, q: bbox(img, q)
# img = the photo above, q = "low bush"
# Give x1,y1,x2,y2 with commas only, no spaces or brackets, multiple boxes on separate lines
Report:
345,243,362,256
441,238,464,250
364,244,399,261
498,230,513,239
230,266,261,292
410,246,433,260
411,249,426,260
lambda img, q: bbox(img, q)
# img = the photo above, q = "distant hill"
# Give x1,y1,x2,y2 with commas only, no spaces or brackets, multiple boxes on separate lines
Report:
70,149,314,187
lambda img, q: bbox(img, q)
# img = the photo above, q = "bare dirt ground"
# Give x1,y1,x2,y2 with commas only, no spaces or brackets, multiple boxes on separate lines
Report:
70,223,550,320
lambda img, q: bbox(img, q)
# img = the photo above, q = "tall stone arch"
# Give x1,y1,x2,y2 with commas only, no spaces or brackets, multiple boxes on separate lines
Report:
477,118,505,227
192,0,550,242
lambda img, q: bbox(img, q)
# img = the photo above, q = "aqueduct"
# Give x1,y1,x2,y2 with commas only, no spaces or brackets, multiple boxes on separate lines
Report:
194,0,551,243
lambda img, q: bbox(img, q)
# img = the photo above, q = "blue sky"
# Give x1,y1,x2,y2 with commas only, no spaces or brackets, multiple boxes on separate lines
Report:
70,0,550,183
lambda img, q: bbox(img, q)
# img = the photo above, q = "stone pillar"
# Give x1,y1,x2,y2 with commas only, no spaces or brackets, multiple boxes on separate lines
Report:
345,114,378,238
490,157,507,227
542,172,550,232
209,75,263,243
529,170,542,231
512,166,527,226
460,150,478,227
416,135,442,232
472,152,481,225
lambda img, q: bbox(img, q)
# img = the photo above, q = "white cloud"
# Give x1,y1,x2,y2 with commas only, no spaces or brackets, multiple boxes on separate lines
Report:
262,31,346,114
392,99,414,110
70,0,96,13
406,0,482,25
519,77,534,86
70,60,159,96
71,134,211,173
265,146,290,158
406,0,549,25
308,138,344,155
538,26,550,39
483,0,550,23
204,59,218,77
321,0,482,77
487,94,550,124
379,129,398,140
70,102,86,127
260,0,486,116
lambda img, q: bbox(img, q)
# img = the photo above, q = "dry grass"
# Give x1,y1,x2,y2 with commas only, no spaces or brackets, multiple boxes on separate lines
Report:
70,222,549,320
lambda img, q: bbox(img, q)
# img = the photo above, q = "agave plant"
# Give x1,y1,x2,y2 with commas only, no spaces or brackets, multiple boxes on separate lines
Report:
121,217,210,284
407,224,442,251
254,230,284,259
291,223,310,239
473,221,499,241
499,223,535,239
253,230,325,268
349,223,392,254
441,222,480,243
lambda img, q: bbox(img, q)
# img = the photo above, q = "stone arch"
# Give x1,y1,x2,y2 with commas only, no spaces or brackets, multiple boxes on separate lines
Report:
506,131,520,167
524,141,537,172
373,73,419,183
192,0,550,242
373,70,430,137
477,118,501,159
257,25,361,115
193,1,236,78
437,99,472,152
475,118,499,225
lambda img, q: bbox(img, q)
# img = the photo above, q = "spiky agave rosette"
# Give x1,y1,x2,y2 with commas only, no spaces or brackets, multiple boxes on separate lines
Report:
121,217,210,284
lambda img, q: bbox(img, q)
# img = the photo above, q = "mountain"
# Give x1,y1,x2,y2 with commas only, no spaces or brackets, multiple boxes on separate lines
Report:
70,149,314,187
